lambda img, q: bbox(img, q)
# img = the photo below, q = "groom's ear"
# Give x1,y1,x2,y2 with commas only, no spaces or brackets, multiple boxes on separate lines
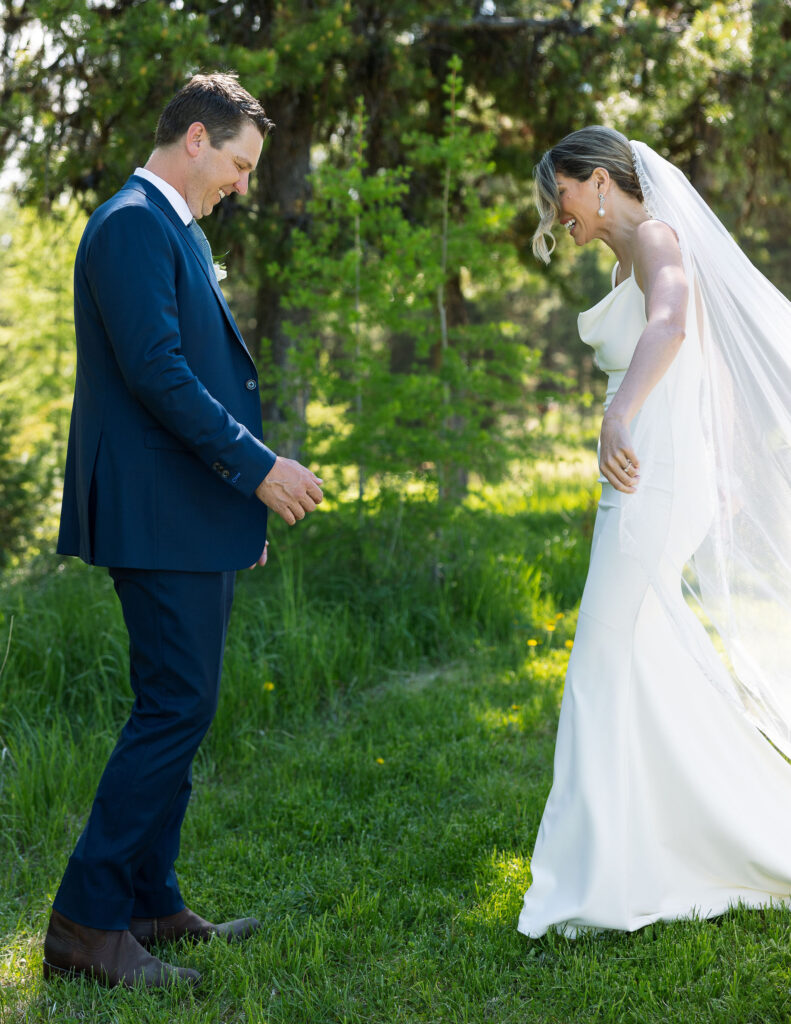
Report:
185,122,209,158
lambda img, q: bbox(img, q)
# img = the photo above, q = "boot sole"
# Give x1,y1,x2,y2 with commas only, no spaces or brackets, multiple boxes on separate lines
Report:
43,960,113,986
43,959,86,982
43,958,201,989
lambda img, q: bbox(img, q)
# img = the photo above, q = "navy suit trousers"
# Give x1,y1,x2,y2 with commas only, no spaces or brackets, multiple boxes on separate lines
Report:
54,567,235,930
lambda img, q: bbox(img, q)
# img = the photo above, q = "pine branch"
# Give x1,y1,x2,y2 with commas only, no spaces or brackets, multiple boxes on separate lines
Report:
424,14,593,39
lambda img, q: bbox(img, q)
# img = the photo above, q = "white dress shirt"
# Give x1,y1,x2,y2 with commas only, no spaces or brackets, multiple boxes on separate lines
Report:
134,166,193,225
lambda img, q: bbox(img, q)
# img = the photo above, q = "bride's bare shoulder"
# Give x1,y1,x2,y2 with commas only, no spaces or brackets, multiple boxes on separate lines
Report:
636,218,681,250
633,219,686,295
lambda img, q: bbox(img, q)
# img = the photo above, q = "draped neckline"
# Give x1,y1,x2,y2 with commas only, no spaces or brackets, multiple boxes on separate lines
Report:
579,264,640,322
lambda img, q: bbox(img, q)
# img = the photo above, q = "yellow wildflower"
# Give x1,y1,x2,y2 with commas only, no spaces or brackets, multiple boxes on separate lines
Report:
527,639,538,647
263,681,275,692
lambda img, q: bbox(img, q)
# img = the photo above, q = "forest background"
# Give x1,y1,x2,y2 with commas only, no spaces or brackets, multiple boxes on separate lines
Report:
2,0,791,560
3,2,791,1021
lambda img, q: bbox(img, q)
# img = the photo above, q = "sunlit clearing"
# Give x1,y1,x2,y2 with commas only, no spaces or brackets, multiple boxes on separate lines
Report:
466,850,531,927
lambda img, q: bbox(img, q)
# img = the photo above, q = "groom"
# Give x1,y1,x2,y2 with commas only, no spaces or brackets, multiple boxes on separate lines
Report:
45,73,323,988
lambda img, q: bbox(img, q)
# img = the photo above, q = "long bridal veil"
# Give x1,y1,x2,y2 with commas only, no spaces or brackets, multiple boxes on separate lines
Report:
624,139,791,755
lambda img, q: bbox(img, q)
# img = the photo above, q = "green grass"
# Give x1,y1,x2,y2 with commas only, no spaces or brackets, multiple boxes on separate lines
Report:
2,469,791,1022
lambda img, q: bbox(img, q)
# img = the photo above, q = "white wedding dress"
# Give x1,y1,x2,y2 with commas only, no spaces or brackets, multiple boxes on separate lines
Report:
518,263,791,938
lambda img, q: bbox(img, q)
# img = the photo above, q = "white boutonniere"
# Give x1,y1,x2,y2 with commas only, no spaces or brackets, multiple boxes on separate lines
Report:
214,262,228,282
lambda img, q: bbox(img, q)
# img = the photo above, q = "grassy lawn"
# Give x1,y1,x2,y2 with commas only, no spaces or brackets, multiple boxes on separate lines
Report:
2,467,791,1022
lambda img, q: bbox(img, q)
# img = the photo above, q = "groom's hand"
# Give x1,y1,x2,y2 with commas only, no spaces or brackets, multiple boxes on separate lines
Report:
249,540,269,569
255,456,323,525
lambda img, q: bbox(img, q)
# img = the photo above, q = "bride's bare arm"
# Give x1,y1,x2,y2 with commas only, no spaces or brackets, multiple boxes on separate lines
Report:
600,220,688,492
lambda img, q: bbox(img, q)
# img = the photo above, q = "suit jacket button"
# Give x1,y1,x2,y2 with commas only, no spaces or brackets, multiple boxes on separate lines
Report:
222,469,230,479
212,461,222,472
245,379,257,390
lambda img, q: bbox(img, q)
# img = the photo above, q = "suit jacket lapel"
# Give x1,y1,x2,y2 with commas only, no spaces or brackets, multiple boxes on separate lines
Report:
124,176,253,360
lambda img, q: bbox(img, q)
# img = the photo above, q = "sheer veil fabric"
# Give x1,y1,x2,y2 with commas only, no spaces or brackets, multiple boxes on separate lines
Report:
625,140,791,755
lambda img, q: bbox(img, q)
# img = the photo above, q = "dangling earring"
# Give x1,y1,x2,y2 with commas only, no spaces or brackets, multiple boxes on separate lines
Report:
597,192,606,218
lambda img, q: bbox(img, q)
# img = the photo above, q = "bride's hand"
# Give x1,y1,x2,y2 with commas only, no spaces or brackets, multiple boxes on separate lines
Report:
599,414,640,493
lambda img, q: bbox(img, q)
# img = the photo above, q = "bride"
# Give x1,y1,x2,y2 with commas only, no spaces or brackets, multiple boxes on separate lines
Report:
519,126,791,938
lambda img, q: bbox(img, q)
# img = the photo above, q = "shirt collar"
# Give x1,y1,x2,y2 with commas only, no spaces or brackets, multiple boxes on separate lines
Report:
134,167,193,225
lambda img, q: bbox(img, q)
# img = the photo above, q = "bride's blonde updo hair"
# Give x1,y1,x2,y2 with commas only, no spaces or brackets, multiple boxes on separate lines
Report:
532,126,644,264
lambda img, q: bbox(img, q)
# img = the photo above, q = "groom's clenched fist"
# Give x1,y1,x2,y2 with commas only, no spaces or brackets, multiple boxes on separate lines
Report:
255,456,323,525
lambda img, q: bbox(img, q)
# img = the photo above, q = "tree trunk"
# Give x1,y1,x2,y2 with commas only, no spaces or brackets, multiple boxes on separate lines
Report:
254,89,314,459
438,272,470,504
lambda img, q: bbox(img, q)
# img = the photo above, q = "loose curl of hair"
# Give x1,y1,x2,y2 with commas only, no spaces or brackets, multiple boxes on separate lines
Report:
532,126,643,264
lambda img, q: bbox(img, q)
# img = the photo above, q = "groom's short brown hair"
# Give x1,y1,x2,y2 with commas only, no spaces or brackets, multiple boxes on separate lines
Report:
155,72,274,149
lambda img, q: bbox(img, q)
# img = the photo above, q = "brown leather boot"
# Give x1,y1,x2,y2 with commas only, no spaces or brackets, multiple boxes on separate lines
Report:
130,906,260,946
43,909,201,988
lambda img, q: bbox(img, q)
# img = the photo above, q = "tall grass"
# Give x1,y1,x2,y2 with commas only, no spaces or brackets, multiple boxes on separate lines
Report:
0,472,597,925
9,468,789,1023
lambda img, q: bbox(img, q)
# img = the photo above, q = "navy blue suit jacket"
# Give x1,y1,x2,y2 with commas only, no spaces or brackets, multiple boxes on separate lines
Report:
57,174,276,570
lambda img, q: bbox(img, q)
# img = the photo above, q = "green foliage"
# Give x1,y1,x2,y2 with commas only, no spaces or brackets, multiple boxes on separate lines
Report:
0,202,84,562
276,63,538,503
271,97,435,484
0,399,51,568
5,1,768,419
3,1,791,547
2,1,217,208
0,203,82,447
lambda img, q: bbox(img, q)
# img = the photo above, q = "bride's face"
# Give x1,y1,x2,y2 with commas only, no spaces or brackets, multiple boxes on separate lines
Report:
556,172,602,246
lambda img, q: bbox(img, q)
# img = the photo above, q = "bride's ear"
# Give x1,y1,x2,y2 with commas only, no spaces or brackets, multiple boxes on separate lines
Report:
591,167,611,193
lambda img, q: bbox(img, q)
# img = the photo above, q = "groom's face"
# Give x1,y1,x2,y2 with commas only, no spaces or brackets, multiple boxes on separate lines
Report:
189,121,264,220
